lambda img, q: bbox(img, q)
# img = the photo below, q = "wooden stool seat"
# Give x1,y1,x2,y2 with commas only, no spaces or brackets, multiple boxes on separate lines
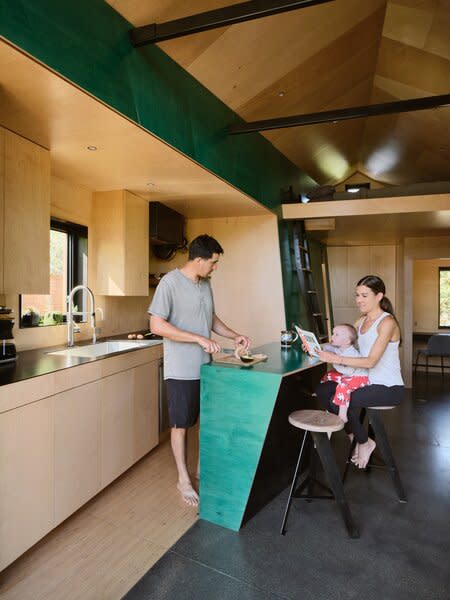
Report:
281,410,359,539
289,409,344,433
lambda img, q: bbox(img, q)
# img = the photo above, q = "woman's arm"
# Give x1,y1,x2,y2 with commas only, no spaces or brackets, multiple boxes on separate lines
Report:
318,317,397,368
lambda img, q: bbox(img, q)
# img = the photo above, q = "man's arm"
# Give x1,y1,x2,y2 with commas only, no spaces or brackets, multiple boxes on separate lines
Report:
212,314,251,350
150,315,221,353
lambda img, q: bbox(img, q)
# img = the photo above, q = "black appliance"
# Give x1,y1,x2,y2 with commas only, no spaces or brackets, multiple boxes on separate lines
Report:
0,307,17,363
149,201,184,246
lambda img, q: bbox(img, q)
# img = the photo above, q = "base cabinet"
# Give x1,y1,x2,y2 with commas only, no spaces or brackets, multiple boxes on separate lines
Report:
101,369,134,487
54,381,102,526
0,398,54,570
133,361,159,462
0,353,160,571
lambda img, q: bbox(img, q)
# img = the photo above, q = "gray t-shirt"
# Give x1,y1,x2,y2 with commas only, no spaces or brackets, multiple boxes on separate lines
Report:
148,269,214,380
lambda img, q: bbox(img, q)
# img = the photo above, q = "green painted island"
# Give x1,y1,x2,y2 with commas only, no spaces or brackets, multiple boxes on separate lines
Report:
199,342,326,531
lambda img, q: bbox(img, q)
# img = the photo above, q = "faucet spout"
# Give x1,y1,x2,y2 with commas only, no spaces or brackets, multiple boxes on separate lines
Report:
67,285,96,347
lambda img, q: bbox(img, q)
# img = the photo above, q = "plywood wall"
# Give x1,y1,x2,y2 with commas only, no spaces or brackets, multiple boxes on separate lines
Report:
327,245,397,326
413,259,450,332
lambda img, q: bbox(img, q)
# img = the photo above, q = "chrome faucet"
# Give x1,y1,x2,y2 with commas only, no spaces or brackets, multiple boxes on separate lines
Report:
67,285,97,347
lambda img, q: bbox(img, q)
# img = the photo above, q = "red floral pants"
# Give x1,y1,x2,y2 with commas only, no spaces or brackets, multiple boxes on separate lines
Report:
320,370,369,407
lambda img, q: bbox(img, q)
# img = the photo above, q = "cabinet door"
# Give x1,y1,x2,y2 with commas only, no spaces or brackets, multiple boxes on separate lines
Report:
133,361,159,462
0,129,4,292
124,191,149,296
0,397,54,571
101,369,134,487
92,190,149,296
54,381,102,526
3,128,50,294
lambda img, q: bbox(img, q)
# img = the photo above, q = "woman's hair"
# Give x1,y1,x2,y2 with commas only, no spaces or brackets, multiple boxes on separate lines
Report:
357,274,401,335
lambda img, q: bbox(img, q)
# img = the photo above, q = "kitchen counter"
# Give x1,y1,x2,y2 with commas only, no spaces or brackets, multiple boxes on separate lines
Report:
199,342,326,531
0,333,162,387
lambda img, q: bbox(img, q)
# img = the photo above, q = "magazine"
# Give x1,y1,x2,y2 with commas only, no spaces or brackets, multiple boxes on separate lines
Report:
294,324,322,357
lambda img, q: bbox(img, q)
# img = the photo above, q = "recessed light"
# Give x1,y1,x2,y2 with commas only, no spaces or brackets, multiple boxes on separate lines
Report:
278,91,285,97
146,182,155,187
87,145,97,151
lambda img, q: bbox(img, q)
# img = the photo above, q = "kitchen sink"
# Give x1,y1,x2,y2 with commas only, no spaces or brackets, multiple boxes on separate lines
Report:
47,339,161,358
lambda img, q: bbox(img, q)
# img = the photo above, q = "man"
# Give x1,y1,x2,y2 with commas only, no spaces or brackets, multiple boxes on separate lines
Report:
149,234,250,506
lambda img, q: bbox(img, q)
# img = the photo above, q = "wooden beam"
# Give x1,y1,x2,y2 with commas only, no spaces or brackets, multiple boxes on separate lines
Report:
304,218,335,230
282,194,450,219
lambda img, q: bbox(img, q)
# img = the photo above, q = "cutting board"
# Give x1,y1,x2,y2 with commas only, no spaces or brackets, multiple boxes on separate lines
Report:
212,353,268,367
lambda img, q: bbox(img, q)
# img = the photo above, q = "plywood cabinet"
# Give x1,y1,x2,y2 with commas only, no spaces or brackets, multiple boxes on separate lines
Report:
101,369,134,487
0,397,54,570
0,126,50,294
54,381,102,526
0,349,161,570
133,361,159,462
91,190,149,296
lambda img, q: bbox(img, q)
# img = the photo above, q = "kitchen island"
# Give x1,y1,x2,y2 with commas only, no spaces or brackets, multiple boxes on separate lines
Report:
199,342,326,531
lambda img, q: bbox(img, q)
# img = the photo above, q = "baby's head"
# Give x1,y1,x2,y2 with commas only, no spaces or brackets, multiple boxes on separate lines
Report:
331,324,357,349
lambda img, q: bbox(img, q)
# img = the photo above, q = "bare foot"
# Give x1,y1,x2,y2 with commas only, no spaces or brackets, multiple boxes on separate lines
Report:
351,442,359,463
338,405,348,423
177,481,199,506
354,438,376,469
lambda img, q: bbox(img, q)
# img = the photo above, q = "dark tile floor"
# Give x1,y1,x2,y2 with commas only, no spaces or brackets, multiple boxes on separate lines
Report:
123,375,450,600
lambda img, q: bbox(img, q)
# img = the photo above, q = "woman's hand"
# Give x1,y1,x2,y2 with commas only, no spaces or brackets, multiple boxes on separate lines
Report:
317,349,340,364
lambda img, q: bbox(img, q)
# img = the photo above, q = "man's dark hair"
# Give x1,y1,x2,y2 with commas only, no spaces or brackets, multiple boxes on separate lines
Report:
188,234,224,260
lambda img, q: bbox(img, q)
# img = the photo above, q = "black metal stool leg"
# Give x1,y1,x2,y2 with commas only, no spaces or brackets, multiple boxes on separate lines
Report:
280,430,308,535
367,409,407,503
312,432,360,539
342,408,367,483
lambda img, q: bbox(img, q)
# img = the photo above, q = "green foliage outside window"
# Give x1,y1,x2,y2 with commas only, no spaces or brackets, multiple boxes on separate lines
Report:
439,268,450,327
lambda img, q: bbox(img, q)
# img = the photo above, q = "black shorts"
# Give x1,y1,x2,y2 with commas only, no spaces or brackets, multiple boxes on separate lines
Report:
166,379,200,429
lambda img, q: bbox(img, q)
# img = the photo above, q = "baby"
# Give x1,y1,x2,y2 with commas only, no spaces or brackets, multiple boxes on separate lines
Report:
320,324,369,423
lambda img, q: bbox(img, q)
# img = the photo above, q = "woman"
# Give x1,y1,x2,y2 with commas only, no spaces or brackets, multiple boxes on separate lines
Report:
315,275,404,469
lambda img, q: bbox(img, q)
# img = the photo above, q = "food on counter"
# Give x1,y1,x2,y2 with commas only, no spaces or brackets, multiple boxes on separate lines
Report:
128,333,137,339
136,334,144,339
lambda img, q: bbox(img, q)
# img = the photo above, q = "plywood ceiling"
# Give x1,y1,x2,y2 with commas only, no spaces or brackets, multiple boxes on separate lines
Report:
108,0,450,186
0,41,268,219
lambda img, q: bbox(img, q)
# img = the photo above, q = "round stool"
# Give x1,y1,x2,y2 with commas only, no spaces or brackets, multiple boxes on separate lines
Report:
281,409,359,539
343,405,407,503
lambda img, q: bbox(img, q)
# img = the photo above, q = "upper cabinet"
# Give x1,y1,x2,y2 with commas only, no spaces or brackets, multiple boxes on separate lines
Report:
91,190,149,296
0,127,50,294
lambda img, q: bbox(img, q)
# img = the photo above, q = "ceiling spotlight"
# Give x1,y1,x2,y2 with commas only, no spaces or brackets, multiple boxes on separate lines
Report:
278,91,285,97
87,145,97,151
146,182,155,187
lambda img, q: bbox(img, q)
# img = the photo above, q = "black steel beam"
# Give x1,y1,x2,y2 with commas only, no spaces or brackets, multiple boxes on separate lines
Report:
228,94,450,135
129,0,334,47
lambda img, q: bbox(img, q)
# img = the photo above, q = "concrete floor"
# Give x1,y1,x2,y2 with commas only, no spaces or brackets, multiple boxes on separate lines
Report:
123,374,450,600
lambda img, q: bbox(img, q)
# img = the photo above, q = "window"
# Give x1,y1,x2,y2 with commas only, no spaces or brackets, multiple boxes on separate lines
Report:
439,267,450,328
20,218,88,327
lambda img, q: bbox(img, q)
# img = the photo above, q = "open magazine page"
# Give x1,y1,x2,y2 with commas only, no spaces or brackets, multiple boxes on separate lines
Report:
294,324,322,357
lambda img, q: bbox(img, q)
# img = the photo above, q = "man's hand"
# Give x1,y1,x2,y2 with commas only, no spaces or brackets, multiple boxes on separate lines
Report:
233,334,251,351
198,336,221,354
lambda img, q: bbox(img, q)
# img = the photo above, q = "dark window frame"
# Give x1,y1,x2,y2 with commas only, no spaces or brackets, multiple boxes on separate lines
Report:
438,266,450,329
19,218,88,328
